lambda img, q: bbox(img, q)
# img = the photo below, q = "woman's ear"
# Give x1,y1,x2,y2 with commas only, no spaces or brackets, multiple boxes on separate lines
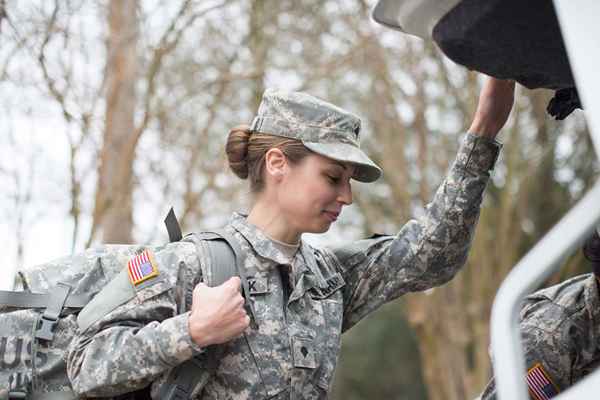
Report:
264,148,287,180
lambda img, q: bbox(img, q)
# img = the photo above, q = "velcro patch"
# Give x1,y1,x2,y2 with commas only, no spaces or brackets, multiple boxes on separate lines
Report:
248,276,270,295
127,249,159,286
291,337,317,369
310,272,345,299
527,363,559,400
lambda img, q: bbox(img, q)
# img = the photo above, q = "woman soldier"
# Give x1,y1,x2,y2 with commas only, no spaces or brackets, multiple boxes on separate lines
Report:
67,77,515,399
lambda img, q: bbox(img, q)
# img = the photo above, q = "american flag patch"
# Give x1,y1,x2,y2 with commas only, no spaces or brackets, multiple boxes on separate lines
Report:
527,363,559,400
127,249,159,286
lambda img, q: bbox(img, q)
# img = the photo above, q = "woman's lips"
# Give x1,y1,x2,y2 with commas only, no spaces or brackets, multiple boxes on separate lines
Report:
323,210,340,222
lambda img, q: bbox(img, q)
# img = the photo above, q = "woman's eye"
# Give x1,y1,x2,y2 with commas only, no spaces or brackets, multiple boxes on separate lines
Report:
327,175,341,184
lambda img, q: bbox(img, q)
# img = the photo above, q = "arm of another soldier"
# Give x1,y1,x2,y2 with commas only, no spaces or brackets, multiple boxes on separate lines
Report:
479,307,578,399
67,273,248,397
332,77,515,331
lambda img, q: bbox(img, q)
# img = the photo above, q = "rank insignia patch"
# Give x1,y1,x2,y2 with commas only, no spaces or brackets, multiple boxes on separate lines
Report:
127,249,159,286
527,363,559,400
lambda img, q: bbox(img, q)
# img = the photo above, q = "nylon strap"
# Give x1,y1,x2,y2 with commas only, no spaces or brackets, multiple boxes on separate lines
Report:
27,391,78,399
165,207,183,243
0,290,92,310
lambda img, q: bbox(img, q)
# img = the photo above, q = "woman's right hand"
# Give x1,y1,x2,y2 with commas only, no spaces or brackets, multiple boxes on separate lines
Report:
188,276,250,347
468,76,516,140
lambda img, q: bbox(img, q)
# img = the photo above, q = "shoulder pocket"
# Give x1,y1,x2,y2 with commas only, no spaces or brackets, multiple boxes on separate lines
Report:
328,236,390,271
77,269,172,332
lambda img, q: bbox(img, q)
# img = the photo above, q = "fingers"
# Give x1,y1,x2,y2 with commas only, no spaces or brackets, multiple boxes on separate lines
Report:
225,276,241,291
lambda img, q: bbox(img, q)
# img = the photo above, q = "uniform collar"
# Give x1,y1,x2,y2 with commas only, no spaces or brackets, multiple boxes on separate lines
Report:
229,212,328,289
229,212,300,267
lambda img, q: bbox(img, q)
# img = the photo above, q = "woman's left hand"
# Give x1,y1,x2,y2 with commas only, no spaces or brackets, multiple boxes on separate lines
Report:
468,76,516,139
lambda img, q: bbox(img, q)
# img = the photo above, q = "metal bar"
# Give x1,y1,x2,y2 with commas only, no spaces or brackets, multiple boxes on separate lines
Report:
492,0,600,398
491,180,600,399
552,367,600,399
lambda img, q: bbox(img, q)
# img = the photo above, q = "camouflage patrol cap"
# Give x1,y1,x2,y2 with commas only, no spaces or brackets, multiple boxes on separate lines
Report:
250,88,382,182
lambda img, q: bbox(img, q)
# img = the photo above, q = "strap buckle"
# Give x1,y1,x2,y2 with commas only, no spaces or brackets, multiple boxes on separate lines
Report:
35,315,59,341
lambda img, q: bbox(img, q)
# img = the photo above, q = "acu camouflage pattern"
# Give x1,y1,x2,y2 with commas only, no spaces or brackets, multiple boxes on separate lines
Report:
250,88,382,183
0,242,198,399
479,273,600,400
68,133,500,399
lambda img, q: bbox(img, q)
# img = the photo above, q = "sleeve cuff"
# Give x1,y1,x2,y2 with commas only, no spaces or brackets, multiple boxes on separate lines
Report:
456,132,502,174
156,312,204,366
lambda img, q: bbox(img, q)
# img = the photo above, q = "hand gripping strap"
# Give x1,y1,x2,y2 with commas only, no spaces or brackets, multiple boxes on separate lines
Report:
163,230,257,400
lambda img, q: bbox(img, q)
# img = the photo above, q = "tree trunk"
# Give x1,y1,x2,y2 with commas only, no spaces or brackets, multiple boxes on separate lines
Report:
90,0,138,244
249,0,267,110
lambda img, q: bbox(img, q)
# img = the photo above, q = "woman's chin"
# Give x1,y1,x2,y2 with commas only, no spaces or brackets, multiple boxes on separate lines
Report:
306,220,333,234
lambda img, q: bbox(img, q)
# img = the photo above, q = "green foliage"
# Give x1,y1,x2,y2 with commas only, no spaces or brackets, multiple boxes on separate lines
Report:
332,300,428,400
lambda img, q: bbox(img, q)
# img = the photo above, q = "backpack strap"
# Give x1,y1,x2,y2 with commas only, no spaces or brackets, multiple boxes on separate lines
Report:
161,229,257,400
184,230,256,323
28,283,72,395
27,391,78,399
0,290,93,310
164,207,183,243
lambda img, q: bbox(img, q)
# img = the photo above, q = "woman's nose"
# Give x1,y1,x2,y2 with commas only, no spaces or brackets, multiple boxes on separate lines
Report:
338,181,353,205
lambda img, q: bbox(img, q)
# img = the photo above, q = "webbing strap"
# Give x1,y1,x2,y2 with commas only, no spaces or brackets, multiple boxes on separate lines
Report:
0,290,92,310
165,207,183,243
27,391,78,399
35,283,71,341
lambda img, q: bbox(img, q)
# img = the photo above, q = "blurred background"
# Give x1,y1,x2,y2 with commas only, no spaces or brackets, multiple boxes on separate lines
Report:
0,1,598,398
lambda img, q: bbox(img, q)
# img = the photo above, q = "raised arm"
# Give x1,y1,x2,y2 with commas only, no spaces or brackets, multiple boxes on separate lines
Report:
331,77,515,331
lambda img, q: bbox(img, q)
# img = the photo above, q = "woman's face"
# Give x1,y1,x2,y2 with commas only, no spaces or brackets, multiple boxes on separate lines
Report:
277,153,354,234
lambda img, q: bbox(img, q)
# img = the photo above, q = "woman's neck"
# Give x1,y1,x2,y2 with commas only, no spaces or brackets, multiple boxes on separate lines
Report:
247,200,301,244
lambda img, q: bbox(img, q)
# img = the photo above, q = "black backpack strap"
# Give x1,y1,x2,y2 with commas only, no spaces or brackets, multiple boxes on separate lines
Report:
164,207,183,243
159,353,221,400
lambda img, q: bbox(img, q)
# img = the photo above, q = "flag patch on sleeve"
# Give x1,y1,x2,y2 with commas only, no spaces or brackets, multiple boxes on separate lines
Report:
527,363,559,400
127,249,159,286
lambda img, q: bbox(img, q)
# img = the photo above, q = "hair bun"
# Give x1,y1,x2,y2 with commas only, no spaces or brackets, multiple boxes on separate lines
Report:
225,125,252,179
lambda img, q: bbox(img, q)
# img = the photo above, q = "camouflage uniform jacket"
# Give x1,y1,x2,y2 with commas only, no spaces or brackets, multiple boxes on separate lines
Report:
480,273,600,399
67,133,500,399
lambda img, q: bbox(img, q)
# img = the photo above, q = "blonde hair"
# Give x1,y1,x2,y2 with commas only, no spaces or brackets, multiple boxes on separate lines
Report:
225,125,312,193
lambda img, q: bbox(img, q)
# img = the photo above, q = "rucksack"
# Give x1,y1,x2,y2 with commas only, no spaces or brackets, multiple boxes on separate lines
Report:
0,209,253,399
